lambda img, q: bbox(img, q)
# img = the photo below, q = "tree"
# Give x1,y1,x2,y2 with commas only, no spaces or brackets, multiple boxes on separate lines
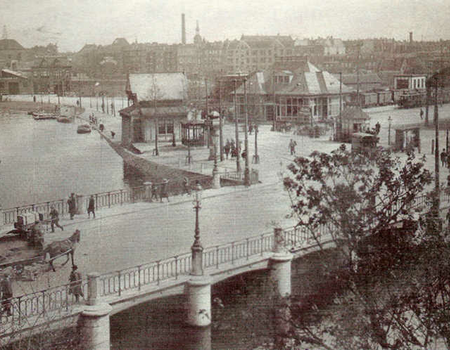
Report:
146,75,165,156
281,145,450,349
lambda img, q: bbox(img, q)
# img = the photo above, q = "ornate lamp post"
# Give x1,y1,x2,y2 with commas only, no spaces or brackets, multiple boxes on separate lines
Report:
191,182,203,276
243,78,251,187
253,124,260,164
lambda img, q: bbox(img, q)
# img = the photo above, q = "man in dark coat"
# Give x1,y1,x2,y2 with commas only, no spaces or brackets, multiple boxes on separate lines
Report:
88,195,95,219
159,179,170,203
1,273,13,316
67,193,76,220
69,265,84,302
50,205,64,232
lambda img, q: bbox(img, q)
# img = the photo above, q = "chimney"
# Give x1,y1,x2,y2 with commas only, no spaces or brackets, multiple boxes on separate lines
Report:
409,31,413,43
181,13,186,45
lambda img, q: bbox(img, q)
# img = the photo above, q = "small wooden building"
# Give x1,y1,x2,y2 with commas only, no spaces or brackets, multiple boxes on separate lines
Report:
119,73,189,146
337,106,370,142
394,124,420,153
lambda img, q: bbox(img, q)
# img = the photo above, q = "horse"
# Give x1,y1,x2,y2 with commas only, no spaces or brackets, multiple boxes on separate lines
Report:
42,230,81,272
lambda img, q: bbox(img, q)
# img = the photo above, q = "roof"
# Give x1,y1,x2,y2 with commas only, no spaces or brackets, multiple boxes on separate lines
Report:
0,39,24,50
340,106,370,121
128,73,188,102
1,69,27,79
339,73,382,85
119,104,188,118
234,61,353,96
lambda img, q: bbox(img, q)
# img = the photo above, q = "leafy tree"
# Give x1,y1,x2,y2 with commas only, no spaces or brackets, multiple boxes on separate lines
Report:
281,145,450,349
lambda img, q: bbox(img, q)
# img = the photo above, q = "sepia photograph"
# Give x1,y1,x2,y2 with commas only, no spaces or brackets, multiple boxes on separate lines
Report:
1,0,450,348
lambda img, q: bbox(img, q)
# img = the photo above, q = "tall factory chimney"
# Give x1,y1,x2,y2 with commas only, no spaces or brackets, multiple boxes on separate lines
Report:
181,13,186,44
409,31,413,43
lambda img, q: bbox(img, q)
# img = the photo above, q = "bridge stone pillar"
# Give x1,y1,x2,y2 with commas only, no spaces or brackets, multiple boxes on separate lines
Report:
269,228,293,297
78,272,113,350
186,276,212,327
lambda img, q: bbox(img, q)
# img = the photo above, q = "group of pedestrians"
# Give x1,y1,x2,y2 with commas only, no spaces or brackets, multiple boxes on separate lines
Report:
148,179,170,203
223,139,243,159
440,149,450,169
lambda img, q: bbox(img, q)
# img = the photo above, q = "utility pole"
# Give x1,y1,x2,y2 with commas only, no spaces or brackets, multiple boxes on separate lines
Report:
233,79,241,172
272,71,276,131
244,79,250,187
338,71,342,141
219,80,224,161
434,76,440,216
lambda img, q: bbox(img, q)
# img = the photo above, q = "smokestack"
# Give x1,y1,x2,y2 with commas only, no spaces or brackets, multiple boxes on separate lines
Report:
409,31,413,43
182,13,186,45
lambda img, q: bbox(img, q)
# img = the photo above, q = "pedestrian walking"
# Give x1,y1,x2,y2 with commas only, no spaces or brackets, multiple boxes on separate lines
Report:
160,179,170,203
49,205,64,232
183,177,191,195
224,139,231,159
150,182,159,202
289,139,297,155
111,131,116,139
420,108,424,120
249,124,253,135
441,148,447,167
67,193,77,220
87,195,95,219
0,273,13,316
69,265,84,303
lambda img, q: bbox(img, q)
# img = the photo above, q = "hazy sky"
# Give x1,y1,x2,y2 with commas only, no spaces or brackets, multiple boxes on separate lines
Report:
1,0,449,52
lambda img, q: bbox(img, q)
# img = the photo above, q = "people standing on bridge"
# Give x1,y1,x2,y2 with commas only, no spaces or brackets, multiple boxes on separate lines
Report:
1,273,13,316
289,139,297,155
111,131,115,139
160,179,170,203
67,193,77,220
88,195,95,219
441,149,447,167
150,182,158,202
183,177,191,195
69,265,84,303
224,139,231,159
50,206,64,233
420,108,424,120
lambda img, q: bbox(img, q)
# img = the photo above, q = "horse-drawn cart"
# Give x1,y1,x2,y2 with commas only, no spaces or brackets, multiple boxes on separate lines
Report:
1,214,80,281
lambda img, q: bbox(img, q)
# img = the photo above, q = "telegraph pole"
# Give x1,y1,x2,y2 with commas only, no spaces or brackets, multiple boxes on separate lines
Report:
434,76,440,216
244,79,250,186
233,79,241,172
219,80,224,161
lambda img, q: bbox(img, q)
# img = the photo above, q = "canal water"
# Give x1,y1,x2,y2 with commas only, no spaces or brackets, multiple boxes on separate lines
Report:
0,111,126,210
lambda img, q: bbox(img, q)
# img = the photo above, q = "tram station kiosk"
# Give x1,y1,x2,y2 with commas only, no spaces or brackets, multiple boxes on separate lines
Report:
393,124,421,153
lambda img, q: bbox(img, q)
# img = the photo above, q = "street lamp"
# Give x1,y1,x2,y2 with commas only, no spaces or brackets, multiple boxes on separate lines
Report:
243,78,250,187
252,124,260,164
191,182,203,276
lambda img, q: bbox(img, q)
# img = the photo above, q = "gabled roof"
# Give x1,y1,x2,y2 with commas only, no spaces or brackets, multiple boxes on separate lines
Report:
340,106,370,121
235,61,353,96
1,69,27,79
0,39,24,50
119,104,188,118
128,73,188,102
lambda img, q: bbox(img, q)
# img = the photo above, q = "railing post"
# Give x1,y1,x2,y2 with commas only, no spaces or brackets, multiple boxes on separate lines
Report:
95,194,99,210
108,192,111,208
216,246,219,269
246,238,250,260
260,234,264,256
174,257,178,280
231,242,235,264
157,261,160,285
42,291,46,315
117,271,121,297
46,201,50,214
120,190,123,205
16,207,19,219
18,296,22,325
138,266,141,290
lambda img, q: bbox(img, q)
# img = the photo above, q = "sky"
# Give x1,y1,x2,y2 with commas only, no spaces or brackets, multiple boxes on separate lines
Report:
1,0,450,52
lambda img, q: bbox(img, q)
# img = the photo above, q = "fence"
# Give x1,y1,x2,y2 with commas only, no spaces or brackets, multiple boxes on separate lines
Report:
0,226,313,327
